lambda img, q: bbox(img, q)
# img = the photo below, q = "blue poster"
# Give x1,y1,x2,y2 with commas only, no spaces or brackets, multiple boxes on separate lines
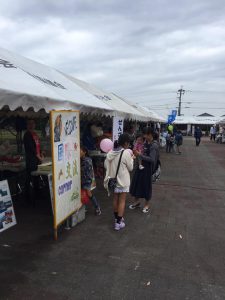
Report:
167,115,174,123
172,110,177,117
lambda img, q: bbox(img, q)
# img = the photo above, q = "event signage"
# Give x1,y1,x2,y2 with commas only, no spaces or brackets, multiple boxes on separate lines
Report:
0,180,16,233
50,111,81,238
167,115,174,124
113,116,124,142
172,110,177,117
168,110,177,124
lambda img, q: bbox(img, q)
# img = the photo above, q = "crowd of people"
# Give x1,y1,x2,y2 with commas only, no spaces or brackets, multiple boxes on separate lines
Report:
161,125,183,154
194,125,225,146
80,126,160,231
22,118,224,233
210,125,225,144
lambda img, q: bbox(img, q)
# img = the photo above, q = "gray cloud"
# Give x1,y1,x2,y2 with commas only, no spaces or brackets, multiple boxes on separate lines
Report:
0,0,225,116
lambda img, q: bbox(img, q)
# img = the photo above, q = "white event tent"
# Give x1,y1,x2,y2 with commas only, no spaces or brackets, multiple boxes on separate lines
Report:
61,75,151,122
0,47,158,122
109,93,166,123
218,118,225,125
0,47,113,115
174,115,221,125
137,106,166,123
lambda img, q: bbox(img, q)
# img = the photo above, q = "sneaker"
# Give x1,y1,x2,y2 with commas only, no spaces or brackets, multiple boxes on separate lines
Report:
142,207,150,213
139,165,145,170
114,217,125,223
114,221,126,231
129,203,141,210
95,207,101,216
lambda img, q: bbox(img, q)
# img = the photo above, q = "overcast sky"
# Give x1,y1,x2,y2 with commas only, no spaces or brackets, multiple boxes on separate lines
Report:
0,0,225,117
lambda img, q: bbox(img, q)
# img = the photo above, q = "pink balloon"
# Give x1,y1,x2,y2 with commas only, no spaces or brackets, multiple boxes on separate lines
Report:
127,149,133,156
100,138,113,153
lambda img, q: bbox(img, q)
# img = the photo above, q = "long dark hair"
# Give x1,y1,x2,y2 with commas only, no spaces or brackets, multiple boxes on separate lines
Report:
114,133,130,149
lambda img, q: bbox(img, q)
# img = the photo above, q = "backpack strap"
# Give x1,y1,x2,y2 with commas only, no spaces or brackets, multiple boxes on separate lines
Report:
115,150,124,178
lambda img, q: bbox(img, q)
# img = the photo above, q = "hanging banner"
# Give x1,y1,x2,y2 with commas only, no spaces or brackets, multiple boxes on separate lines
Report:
50,111,81,234
172,110,177,118
0,180,17,233
113,117,124,142
167,115,174,124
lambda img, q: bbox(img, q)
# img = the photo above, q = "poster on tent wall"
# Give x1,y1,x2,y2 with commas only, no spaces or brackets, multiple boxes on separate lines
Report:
50,111,81,232
113,116,124,142
0,180,16,233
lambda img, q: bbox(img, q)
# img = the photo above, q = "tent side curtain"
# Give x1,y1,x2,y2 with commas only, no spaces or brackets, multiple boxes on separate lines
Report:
0,87,113,116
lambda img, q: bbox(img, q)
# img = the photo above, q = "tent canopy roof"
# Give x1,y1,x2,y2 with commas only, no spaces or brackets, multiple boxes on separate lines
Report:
0,47,112,114
0,47,162,122
62,75,152,121
174,115,221,125
218,118,225,125
197,112,215,117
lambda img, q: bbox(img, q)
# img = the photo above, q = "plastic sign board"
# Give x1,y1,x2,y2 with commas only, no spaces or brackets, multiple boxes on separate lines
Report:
0,180,17,233
50,111,81,237
113,117,124,142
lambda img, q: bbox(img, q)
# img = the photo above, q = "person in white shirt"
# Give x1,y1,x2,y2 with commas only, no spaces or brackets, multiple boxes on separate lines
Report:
104,134,133,231
210,126,217,141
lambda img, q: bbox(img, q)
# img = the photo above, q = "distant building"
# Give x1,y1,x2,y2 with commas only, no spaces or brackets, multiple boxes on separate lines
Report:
197,112,215,117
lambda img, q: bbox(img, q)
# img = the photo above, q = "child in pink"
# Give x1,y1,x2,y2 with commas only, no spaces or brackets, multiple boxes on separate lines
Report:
133,135,145,170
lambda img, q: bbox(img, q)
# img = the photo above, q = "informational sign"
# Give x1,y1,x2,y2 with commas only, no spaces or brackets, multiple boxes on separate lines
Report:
113,116,124,142
50,111,81,236
0,180,17,233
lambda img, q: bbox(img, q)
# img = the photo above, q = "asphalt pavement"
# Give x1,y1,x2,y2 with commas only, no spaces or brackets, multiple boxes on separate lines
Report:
0,137,225,300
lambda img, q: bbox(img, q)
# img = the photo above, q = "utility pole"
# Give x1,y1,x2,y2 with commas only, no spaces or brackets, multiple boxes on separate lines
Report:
177,86,185,116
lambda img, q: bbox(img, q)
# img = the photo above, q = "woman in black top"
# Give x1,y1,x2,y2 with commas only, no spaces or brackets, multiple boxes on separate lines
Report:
129,127,159,213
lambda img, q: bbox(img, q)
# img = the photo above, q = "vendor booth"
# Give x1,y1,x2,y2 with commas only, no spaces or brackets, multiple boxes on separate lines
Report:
0,47,160,239
0,47,114,238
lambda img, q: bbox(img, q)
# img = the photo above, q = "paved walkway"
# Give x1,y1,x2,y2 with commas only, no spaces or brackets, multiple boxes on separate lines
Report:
0,138,225,300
